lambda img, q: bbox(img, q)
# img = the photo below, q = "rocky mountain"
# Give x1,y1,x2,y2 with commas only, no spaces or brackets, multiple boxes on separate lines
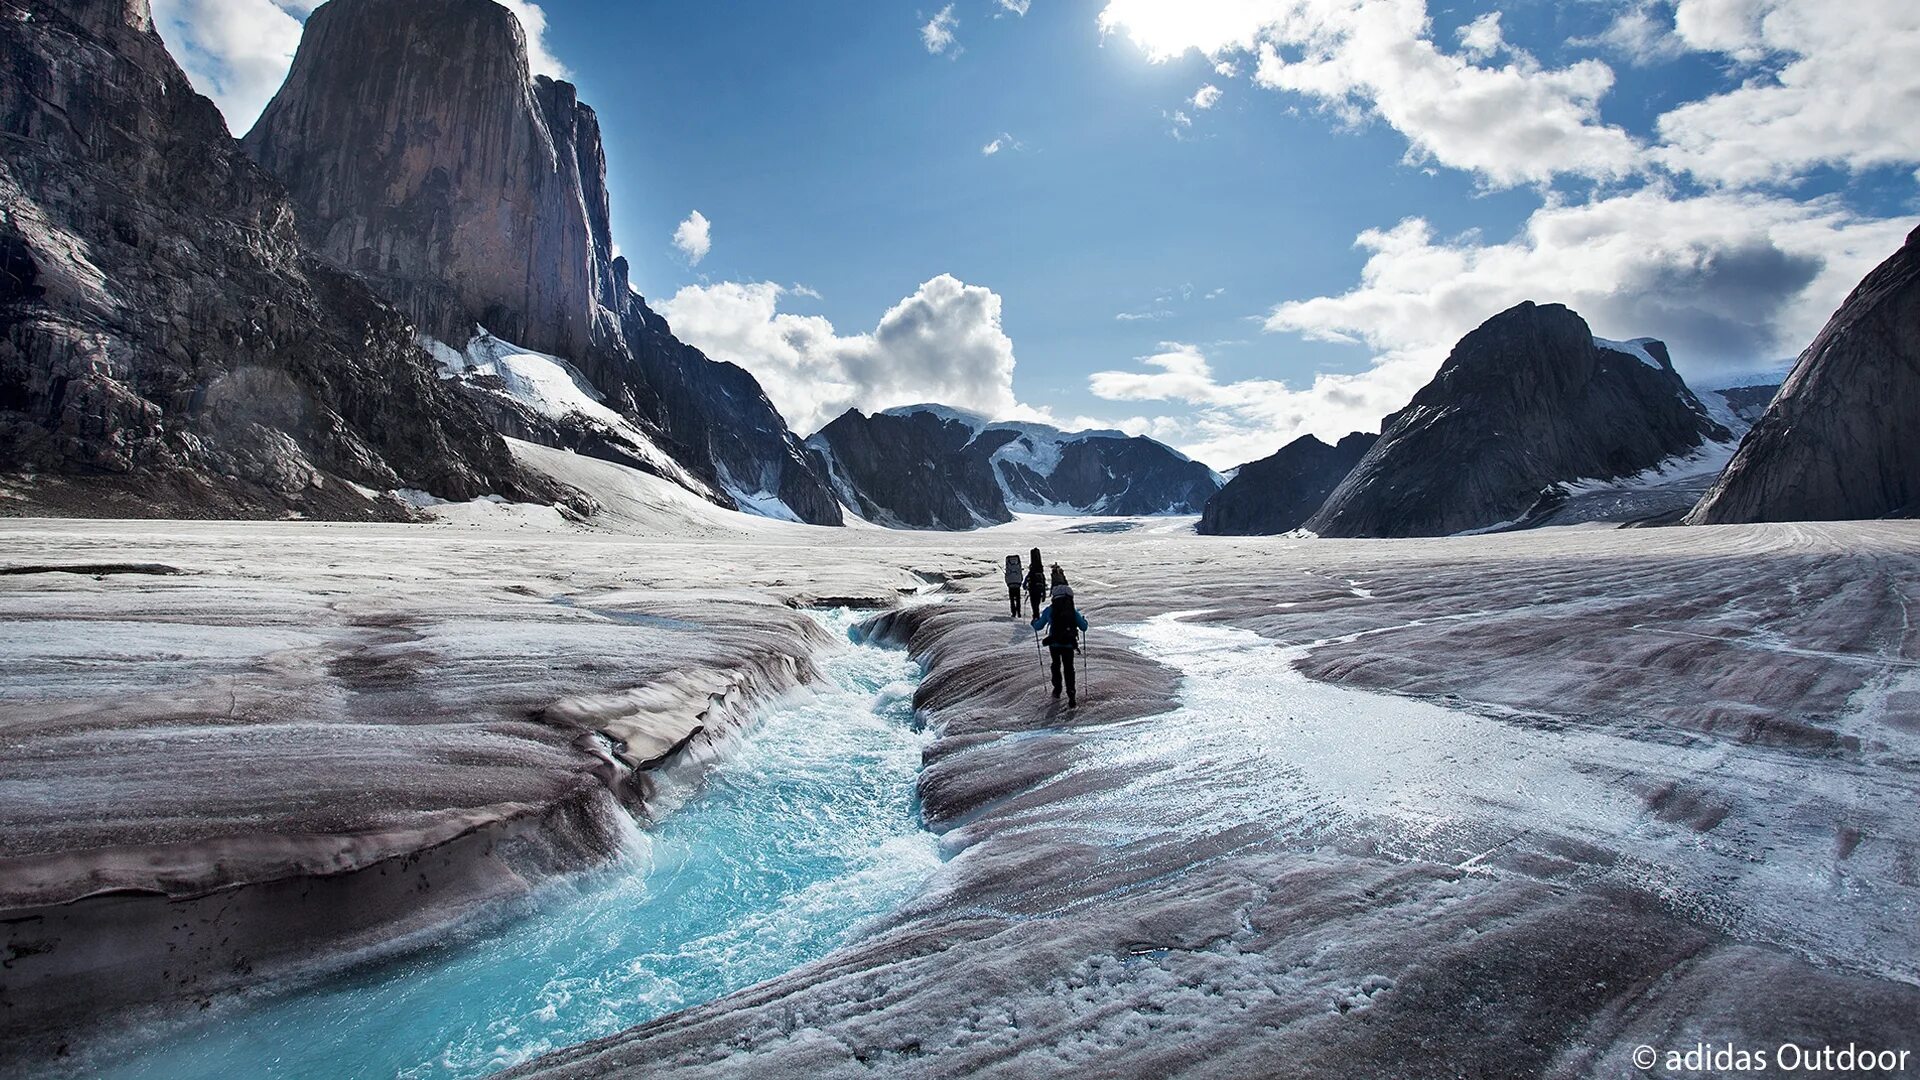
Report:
1707,384,1781,426
1305,302,1733,538
1689,226,1920,524
0,0,564,519
240,0,840,524
1198,432,1377,535
809,405,1220,529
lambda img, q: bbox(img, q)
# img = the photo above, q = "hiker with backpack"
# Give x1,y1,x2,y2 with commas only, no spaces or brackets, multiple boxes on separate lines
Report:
1024,547,1047,621
1030,564,1088,707
1003,555,1024,617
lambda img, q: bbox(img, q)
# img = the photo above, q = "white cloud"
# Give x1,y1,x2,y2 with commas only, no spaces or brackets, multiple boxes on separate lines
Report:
496,0,570,81
1097,0,1920,191
153,0,568,132
922,5,959,54
1264,190,1909,376
151,0,307,130
1655,0,1920,186
997,0,1032,15
672,210,712,265
1577,2,1690,66
1192,83,1223,109
981,133,1023,155
1454,11,1504,61
1099,0,1643,188
1089,342,1419,468
659,275,1024,434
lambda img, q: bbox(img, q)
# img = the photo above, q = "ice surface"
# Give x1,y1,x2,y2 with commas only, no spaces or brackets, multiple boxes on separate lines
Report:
58,610,938,1080
4,516,1918,1078
505,519,1920,1079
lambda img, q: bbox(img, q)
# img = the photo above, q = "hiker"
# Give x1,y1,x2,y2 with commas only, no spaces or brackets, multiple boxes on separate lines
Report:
1031,564,1088,706
1024,547,1047,620
1003,554,1023,617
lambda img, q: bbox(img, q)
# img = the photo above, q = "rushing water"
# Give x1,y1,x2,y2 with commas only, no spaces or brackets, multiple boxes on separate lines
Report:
79,608,937,1079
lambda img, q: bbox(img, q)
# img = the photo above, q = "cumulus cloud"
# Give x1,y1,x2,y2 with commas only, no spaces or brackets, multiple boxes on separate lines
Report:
659,276,1024,434
1192,83,1223,109
153,0,569,131
1264,189,1908,378
672,211,712,265
922,5,959,54
151,0,307,129
1099,0,1643,187
1089,342,1422,469
1655,0,1920,186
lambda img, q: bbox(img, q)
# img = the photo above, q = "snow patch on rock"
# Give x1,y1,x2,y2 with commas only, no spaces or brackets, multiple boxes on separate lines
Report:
1593,335,1667,370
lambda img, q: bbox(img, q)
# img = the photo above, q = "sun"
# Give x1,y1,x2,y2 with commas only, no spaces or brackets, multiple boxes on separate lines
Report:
1096,0,1277,63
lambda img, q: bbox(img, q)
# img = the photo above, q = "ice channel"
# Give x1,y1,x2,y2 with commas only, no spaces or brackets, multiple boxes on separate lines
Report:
72,608,938,1080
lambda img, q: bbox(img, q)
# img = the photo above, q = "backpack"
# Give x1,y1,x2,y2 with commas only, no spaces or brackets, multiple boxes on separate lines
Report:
1046,593,1080,646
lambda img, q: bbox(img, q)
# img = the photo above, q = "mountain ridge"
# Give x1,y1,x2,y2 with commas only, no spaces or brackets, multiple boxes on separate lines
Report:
240,0,842,524
808,403,1220,529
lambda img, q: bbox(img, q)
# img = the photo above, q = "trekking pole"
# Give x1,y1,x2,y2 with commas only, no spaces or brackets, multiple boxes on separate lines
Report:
1081,630,1090,702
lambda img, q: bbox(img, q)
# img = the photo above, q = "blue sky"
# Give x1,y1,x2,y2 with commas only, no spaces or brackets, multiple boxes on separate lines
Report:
156,0,1918,469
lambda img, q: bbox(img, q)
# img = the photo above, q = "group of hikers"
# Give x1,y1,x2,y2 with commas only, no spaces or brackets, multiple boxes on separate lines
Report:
1003,547,1089,707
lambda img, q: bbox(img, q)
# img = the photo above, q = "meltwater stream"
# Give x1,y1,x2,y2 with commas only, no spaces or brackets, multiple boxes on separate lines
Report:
82,609,937,1080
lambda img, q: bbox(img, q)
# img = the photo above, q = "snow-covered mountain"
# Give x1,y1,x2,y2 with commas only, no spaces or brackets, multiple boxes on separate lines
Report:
241,0,841,525
808,405,1222,529
1306,302,1735,538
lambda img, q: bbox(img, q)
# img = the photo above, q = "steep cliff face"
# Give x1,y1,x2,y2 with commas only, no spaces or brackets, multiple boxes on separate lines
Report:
1688,226,1920,524
0,0,560,518
1306,302,1731,538
1198,432,1376,536
242,0,840,524
809,404,1220,529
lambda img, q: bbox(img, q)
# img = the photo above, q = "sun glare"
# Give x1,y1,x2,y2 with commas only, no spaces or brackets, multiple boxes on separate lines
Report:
1097,0,1278,62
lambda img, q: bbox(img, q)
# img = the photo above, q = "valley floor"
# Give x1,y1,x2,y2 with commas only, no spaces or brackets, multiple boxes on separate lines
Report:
2,510,1916,1078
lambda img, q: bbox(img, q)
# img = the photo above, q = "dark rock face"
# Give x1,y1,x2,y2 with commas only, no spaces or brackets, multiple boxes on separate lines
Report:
1199,432,1377,535
809,406,1220,529
0,0,562,518
242,0,840,524
1689,227,1920,524
810,409,1015,529
1306,302,1731,538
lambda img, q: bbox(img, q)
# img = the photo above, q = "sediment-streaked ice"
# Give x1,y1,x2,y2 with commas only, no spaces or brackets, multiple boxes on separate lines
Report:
59,610,939,1080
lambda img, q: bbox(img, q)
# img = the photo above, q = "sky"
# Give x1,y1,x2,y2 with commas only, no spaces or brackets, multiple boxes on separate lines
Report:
154,0,1918,470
